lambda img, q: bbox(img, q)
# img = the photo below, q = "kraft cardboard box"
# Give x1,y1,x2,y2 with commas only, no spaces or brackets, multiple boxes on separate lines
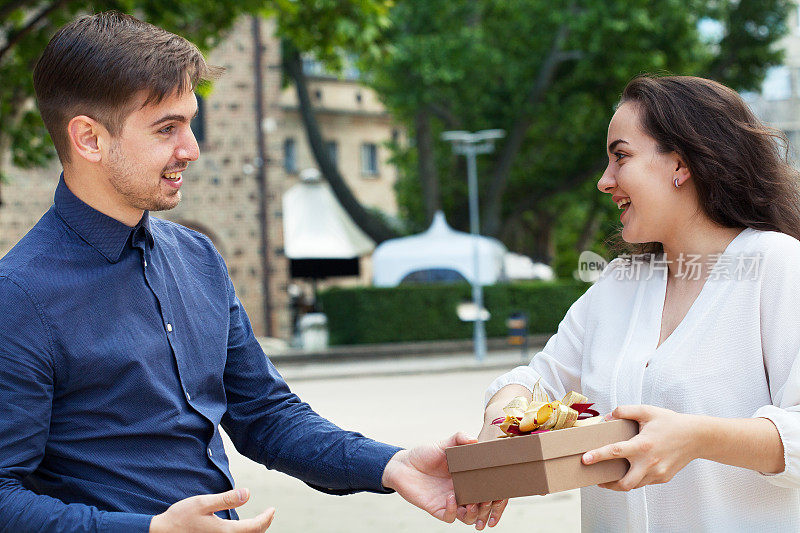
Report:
445,419,638,504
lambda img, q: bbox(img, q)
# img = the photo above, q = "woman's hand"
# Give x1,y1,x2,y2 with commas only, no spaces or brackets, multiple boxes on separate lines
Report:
476,420,505,442
480,384,532,442
581,405,704,491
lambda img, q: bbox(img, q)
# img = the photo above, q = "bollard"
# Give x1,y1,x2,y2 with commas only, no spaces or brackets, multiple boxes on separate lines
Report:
506,311,529,360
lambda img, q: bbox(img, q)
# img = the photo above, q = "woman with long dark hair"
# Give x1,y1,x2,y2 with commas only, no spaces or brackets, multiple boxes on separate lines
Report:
471,76,800,531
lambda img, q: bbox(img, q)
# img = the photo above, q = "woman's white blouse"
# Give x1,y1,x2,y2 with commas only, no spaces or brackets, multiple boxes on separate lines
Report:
486,229,800,532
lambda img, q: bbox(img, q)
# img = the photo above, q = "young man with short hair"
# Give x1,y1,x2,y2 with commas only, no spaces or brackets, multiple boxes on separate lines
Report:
0,12,501,532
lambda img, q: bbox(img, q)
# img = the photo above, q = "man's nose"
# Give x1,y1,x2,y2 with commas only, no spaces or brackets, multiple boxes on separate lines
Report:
177,128,200,161
597,165,615,193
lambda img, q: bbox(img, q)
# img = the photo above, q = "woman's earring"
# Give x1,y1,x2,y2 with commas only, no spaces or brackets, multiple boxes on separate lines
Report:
674,177,680,188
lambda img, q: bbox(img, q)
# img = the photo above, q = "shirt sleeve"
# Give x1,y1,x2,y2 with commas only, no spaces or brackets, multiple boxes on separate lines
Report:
752,236,800,488
217,269,401,495
485,280,592,405
0,276,152,533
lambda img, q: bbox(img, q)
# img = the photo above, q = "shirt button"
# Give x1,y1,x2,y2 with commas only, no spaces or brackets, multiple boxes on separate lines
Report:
143,259,147,267
207,447,213,458
166,323,173,332
185,391,191,401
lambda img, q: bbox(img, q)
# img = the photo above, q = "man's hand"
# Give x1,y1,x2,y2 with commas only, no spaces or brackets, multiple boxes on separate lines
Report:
381,433,508,530
149,488,275,533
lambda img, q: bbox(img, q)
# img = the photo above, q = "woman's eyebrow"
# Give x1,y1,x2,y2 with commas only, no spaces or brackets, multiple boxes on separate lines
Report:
608,139,629,153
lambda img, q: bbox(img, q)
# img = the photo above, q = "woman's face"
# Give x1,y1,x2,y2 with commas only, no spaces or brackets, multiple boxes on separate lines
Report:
597,102,689,244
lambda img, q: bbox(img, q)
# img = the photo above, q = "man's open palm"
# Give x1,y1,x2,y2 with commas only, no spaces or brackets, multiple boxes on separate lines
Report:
149,488,275,532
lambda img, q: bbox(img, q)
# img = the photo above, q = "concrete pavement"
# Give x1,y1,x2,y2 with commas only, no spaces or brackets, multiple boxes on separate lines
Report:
264,337,549,381
220,352,581,532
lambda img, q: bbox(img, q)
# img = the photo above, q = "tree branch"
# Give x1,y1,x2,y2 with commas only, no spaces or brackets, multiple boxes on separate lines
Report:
0,88,28,209
507,157,606,219
283,41,397,243
415,108,440,222
0,0,30,26
0,0,68,64
426,101,461,129
482,18,576,236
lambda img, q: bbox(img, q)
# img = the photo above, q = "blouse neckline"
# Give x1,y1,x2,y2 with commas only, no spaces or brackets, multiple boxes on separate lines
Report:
650,227,752,355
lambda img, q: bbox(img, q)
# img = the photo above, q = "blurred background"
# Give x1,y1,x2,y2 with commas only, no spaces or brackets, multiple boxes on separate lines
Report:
1,1,798,530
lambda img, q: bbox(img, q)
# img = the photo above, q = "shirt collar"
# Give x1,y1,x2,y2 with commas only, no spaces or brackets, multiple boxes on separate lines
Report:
54,174,154,263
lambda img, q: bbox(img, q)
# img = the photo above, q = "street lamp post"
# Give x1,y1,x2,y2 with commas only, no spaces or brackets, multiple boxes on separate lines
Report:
441,129,505,362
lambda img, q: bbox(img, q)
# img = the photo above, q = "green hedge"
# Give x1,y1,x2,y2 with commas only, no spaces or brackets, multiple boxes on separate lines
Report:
319,280,590,345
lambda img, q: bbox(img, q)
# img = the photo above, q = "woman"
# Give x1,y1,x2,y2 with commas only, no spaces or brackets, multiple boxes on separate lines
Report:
471,75,800,531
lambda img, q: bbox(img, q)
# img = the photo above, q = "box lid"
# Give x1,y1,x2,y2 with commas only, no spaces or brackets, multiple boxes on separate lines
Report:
446,419,637,473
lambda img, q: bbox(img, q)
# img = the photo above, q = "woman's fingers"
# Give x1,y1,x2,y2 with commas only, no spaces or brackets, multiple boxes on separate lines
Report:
583,438,635,465
598,461,648,491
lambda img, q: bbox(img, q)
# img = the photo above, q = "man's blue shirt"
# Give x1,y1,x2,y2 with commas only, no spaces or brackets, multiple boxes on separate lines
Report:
0,178,400,532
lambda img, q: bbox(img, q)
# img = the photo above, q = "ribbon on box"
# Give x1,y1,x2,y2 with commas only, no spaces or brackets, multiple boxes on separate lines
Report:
491,380,601,437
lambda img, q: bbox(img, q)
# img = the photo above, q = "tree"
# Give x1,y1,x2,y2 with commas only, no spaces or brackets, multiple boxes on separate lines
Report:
367,0,792,263
271,0,397,242
0,0,273,207
0,0,395,247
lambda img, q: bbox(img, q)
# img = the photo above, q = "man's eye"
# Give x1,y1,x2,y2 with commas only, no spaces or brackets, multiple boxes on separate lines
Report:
159,125,174,134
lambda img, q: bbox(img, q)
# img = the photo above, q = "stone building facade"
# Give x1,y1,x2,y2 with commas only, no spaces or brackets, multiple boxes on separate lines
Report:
745,6,800,162
0,15,401,340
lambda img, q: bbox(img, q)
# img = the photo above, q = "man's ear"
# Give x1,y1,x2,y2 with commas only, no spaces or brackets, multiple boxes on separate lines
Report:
67,116,108,164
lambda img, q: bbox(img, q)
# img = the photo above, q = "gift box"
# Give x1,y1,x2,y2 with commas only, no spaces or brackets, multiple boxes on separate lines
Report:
445,419,638,504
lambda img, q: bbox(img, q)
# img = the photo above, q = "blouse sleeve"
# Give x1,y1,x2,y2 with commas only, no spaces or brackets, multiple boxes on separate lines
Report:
752,234,800,488
485,279,594,406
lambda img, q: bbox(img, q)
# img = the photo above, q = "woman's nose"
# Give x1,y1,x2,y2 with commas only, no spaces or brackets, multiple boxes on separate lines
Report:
597,165,615,193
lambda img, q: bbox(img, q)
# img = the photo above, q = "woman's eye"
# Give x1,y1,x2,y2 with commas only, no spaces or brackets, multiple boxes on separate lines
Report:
614,152,627,162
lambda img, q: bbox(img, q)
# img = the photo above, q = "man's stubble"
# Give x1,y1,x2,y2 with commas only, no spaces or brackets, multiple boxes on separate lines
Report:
106,139,181,213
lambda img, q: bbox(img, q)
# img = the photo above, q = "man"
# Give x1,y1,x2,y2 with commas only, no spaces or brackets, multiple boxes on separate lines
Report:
0,12,503,532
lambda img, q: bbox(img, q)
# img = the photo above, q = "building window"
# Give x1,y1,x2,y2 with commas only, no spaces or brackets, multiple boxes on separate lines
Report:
190,95,206,144
302,56,326,76
284,138,297,173
762,66,792,101
361,143,378,176
325,140,338,166
796,6,800,34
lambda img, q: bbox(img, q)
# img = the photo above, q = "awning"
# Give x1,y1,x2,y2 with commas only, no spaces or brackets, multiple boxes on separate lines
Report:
282,169,375,278
372,211,507,287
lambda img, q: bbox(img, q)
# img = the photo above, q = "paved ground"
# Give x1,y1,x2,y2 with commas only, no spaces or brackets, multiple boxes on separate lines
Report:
221,364,581,532
277,349,535,381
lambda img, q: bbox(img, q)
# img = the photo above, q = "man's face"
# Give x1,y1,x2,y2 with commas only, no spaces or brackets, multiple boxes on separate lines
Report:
102,89,200,215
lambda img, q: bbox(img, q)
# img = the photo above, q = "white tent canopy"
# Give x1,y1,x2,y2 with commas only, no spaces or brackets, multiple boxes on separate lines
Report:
282,169,374,259
372,211,507,287
504,252,555,281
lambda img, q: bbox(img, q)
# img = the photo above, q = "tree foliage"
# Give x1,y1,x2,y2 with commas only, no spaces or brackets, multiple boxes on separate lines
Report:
270,0,398,242
366,0,792,266
0,0,393,222
0,0,271,204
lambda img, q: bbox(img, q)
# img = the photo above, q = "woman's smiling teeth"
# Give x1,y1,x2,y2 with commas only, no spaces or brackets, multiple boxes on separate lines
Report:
617,198,631,209
163,171,182,181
